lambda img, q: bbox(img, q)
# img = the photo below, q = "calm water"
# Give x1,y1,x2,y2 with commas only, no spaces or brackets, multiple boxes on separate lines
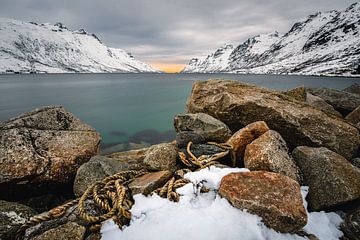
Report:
0,73,359,150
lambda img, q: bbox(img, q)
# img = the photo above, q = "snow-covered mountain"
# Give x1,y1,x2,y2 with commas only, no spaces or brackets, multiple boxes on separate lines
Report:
0,18,158,73
182,2,360,76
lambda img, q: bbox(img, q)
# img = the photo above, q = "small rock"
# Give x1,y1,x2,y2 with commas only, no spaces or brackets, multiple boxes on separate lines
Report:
30,222,85,240
129,171,172,195
226,121,269,164
343,83,360,95
219,171,307,233
174,113,232,142
345,105,360,125
284,86,307,102
143,143,178,171
0,200,35,240
306,92,342,117
74,155,145,197
175,131,205,148
244,130,301,182
341,207,360,240
292,146,360,210
307,87,360,116
351,158,360,168
0,106,100,185
178,143,227,163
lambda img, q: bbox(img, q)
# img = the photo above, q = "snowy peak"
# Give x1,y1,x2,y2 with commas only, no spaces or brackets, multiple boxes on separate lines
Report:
0,18,158,73
183,2,360,76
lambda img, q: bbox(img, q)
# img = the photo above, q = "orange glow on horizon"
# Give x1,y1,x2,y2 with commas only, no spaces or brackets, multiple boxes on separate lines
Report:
151,63,186,73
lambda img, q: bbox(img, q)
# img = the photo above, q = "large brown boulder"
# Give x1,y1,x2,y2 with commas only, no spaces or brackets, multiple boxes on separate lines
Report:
292,146,360,210
0,106,100,185
219,171,307,233
244,130,301,182
307,87,360,116
186,80,359,159
226,121,269,164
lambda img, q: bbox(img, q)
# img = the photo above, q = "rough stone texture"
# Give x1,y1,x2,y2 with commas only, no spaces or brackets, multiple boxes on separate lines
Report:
129,171,172,195
244,130,301,182
30,222,85,240
174,113,232,142
307,87,360,116
284,86,307,102
344,83,360,95
0,200,36,240
351,158,360,169
341,207,360,240
0,106,101,185
226,121,269,164
186,80,360,159
219,171,307,233
306,93,342,117
74,154,145,197
345,105,360,125
143,143,178,171
178,143,227,163
292,146,360,210
175,131,205,148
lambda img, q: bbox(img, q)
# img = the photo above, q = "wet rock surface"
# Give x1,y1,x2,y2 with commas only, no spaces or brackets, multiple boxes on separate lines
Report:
292,146,360,210
0,200,36,240
244,130,301,182
143,143,178,171
174,113,232,142
219,171,307,233
186,80,359,159
0,106,101,185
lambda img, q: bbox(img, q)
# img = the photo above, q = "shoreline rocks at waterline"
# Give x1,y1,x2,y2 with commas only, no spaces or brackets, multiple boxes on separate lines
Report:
0,106,101,185
219,171,307,233
186,80,359,159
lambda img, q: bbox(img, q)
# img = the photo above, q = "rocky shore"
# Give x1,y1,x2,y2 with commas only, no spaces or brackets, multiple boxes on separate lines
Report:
1,80,360,240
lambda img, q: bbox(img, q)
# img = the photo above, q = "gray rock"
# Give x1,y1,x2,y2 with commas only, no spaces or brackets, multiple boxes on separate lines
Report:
175,131,205,148
306,93,342,117
0,200,35,240
174,113,232,142
143,143,178,171
292,146,360,210
30,222,85,240
307,87,360,116
341,207,360,240
186,80,360,159
74,154,145,197
343,83,360,95
351,158,360,169
244,130,301,182
0,106,101,185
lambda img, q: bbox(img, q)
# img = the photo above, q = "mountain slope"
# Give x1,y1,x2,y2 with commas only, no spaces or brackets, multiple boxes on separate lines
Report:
183,2,360,76
0,18,158,73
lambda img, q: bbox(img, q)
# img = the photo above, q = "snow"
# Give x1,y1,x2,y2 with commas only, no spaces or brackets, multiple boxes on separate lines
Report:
101,167,344,240
0,18,158,73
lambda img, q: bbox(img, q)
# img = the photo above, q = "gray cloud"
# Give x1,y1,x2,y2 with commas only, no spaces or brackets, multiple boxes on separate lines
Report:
0,0,355,65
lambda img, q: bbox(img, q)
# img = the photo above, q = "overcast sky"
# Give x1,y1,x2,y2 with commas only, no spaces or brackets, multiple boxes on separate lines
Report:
0,0,356,70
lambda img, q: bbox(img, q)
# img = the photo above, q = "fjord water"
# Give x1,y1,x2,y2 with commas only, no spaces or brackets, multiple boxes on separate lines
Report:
0,73,358,150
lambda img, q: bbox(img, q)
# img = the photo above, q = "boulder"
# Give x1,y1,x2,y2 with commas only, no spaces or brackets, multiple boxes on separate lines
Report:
341,207,360,240
129,171,172,195
307,87,360,116
30,222,85,240
343,83,360,95
284,86,307,102
345,105,360,125
306,93,342,117
175,131,205,148
0,106,100,185
0,200,36,240
74,154,145,197
219,171,307,233
226,121,269,164
244,130,301,182
292,146,360,210
186,80,359,159
174,113,232,142
143,143,177,171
